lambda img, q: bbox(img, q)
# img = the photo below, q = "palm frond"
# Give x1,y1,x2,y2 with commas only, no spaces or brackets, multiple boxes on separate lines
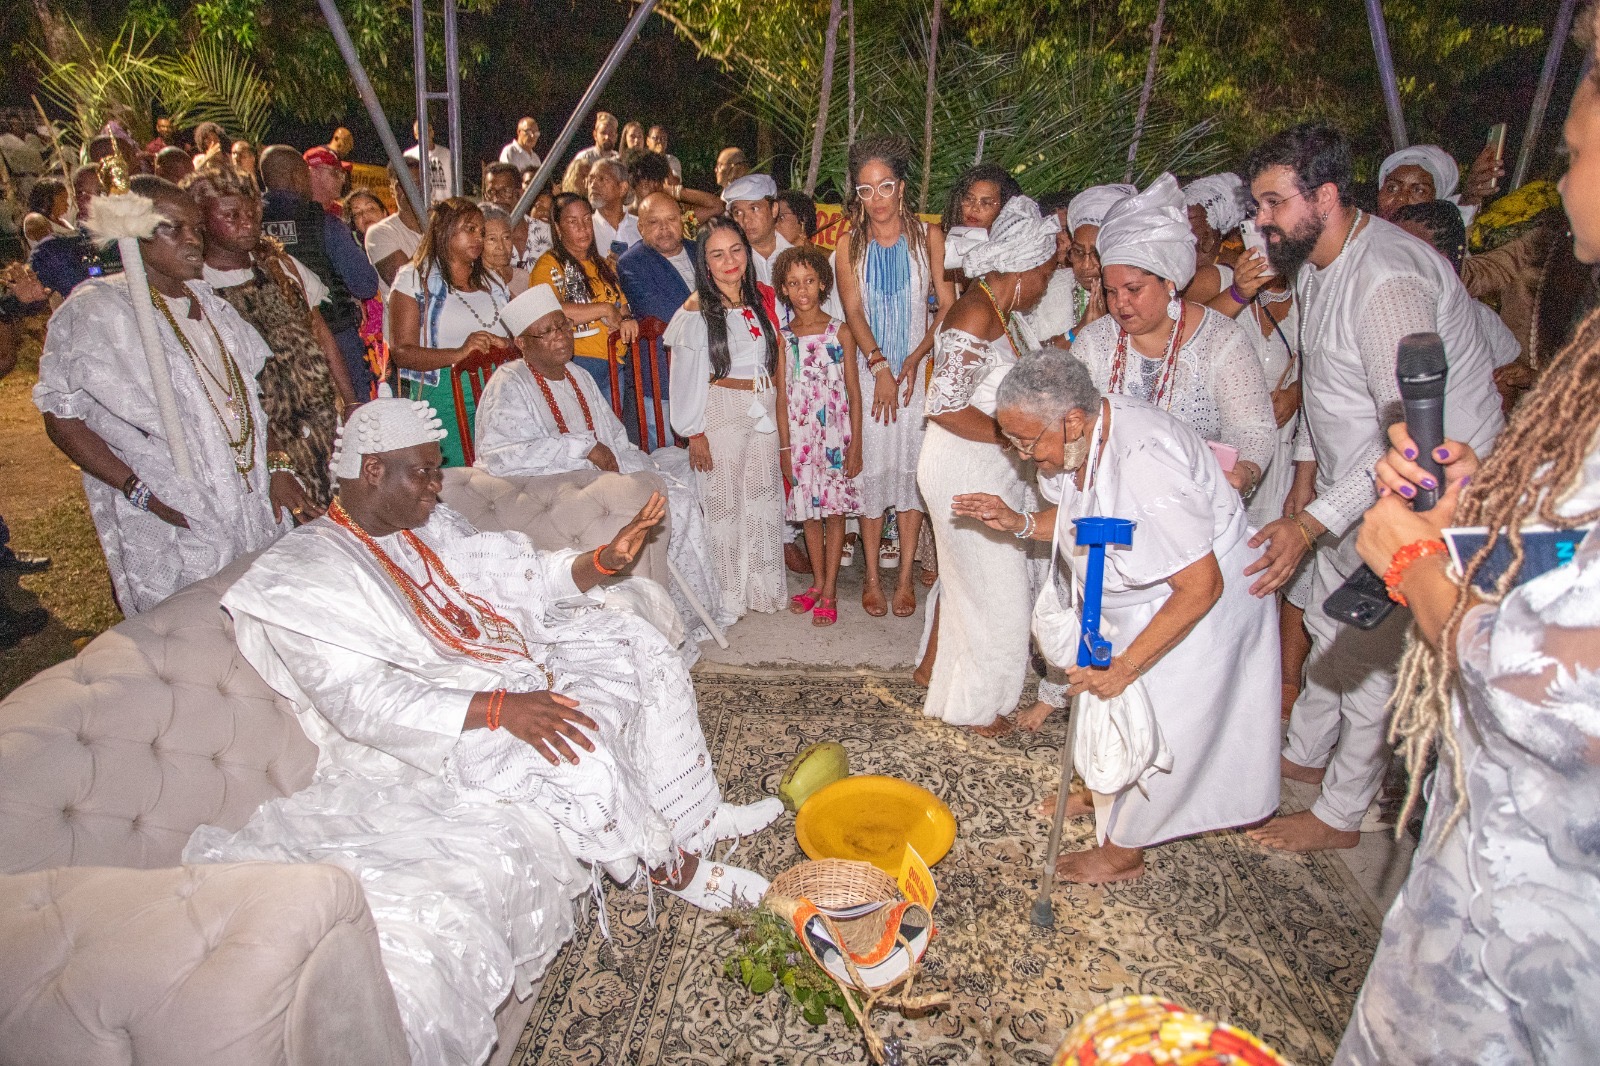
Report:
161,38,273,146
34,16,169,153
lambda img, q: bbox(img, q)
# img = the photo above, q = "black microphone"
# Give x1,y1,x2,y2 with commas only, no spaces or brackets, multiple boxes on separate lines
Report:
1322,332,1448,628
1394,332,1448,512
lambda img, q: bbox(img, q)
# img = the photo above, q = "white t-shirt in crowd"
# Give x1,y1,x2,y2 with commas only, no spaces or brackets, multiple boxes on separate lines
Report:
750,232,793,288
402,144,453,203
666,247,697,291
365,214,424,296
204,254,329,310
592,210,641,256
388,263,513,350
499,141,541,172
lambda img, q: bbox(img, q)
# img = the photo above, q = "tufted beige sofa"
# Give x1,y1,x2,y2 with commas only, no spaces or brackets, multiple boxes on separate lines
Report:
0,467,669,1066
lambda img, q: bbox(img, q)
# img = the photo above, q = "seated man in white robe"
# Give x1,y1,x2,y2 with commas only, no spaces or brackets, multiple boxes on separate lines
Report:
186,398,779,1066
473,285,734,642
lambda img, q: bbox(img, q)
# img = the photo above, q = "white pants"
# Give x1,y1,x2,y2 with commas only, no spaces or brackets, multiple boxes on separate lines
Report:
1282,527,1406,832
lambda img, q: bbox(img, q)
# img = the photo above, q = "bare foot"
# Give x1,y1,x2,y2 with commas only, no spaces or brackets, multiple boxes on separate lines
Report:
1017,699,1055,731
1246,810,1360,852
1035,788,1093,822
1280,756,1326,785
862,577,888,618
1055,843,1144,884
966,716,1014,738
892,582,917,617
919,564,937,588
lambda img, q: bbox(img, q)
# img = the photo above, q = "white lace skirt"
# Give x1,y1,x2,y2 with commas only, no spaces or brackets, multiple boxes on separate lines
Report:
855,356,928,517
918,423,1033,725
697,385,786,617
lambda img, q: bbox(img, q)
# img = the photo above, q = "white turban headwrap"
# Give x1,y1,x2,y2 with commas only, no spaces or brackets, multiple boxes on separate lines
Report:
502,285,563,337
1379,145,1460,202
950,196,1059,277
1096,173,1198,289
329,397,448,479
1066,183,1135,234
1182,173,1248,234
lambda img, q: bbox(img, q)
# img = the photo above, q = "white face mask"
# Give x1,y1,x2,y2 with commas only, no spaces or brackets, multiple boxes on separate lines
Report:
1059,420,1092,471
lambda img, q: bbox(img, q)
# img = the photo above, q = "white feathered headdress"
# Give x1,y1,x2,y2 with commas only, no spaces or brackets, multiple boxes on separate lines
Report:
85,191,164,247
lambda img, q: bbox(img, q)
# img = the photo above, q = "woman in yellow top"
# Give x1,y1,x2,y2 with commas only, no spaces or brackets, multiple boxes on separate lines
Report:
532,192,640,406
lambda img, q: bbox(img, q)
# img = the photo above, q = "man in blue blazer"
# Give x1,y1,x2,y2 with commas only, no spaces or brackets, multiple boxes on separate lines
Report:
617,191,698,446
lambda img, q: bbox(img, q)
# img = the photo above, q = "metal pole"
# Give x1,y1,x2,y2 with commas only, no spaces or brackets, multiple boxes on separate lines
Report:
1513,0,1578,190
1364,0,1409,150
314,0,428,219
1029,694,1076,929
1122,0,1167,184
444,0,463,198
413,0,430,206
508,0,661,228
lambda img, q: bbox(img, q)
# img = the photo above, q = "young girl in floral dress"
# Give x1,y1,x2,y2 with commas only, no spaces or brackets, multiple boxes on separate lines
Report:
775,246,862,626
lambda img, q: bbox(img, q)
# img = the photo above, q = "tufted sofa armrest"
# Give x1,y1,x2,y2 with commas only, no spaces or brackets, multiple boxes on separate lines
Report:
0,560,318,876
441,466,670,587
0,861,408,1066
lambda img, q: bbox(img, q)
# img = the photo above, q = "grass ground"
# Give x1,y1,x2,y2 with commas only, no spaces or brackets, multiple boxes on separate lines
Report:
1,320,121,697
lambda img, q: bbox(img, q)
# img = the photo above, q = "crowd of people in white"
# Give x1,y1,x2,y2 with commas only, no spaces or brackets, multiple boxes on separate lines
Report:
7,62,1600,1064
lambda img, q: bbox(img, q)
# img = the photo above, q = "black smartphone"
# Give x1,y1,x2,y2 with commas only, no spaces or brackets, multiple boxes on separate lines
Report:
1321,563,1397,630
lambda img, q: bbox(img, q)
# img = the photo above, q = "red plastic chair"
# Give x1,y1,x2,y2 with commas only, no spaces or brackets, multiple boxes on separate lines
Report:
606,316,671,451
450,346,521,466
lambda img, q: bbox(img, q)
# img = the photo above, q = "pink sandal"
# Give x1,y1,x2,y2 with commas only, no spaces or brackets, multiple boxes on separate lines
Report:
812,597,838,626
790,586,821,614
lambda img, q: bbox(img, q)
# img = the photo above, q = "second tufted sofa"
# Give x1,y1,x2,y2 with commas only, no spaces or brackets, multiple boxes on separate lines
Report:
0,466,671,1066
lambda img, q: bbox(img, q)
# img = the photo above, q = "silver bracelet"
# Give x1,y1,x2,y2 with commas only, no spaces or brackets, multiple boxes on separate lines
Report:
1013,511,1036,539
127,478,153,512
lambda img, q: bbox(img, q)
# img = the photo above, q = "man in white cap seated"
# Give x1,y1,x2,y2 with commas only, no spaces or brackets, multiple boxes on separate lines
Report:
722,173,791,291
1375,143,1503,227
188,397,780,1066
473,285,735,645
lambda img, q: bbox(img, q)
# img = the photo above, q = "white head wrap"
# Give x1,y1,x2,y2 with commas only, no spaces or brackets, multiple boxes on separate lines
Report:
1182,173,1248,234
329,398,448,479
1378,145,1460,201
721,173,778,204
953,196,1059,278
1096,173,1198,289
502,285,563,337
943,225,988,270
1066,183,1136,234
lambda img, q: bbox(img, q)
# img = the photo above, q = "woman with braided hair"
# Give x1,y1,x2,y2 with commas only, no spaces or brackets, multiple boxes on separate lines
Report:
187,163,357,510
1336,22,1600,1061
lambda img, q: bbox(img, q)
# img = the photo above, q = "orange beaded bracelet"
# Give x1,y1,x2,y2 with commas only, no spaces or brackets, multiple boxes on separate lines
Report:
1382,539,1448,606
592,545,621,576
486,688,505,730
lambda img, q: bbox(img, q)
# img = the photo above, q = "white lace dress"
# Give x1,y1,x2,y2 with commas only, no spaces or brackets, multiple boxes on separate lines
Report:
1069,305,1277,475
918,326,1036,726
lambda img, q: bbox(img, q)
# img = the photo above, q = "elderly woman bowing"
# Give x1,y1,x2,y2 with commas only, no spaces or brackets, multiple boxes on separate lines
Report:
953,353,1280,883
1071,174,1277,501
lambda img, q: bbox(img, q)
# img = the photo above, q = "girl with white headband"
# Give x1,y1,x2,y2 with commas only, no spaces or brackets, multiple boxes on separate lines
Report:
1070,174,1277,500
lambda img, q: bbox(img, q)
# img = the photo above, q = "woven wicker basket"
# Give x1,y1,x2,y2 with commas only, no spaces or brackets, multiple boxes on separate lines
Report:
768,859,903,958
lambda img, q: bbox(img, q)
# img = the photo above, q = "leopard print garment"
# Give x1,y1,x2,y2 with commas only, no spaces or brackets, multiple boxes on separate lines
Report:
214,263,340,508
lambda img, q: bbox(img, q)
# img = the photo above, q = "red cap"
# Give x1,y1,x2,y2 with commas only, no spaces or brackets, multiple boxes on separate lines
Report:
303,145,352,172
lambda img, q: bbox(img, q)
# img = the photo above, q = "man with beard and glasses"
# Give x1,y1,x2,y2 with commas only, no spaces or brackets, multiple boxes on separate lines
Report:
1238,122,1503,854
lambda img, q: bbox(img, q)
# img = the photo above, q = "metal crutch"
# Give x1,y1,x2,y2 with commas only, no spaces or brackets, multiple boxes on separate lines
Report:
1031,516,1135,929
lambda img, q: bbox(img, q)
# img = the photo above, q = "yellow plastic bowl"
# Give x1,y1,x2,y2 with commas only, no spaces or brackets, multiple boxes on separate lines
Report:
794,775,957,874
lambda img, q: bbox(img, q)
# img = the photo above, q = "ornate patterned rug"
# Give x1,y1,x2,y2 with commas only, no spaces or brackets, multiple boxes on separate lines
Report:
509,672,1381,1066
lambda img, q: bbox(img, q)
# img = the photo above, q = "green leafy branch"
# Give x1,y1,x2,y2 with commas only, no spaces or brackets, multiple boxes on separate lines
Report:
720,905,856,1027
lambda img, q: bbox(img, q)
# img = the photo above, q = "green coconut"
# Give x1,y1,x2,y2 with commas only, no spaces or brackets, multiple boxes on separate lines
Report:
779,742,850,813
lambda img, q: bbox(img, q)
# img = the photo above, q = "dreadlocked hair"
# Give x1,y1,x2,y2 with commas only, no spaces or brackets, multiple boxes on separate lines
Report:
846,134,929,276
941,163,1022,233
1388,305,1600,836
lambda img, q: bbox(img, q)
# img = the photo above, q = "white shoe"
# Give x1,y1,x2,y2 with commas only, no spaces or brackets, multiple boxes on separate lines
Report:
664,859,770,912
710,797,784,841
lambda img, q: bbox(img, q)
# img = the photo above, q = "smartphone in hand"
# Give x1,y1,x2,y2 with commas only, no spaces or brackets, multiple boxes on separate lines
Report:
1241,220,1276,277
1486,123,1508,164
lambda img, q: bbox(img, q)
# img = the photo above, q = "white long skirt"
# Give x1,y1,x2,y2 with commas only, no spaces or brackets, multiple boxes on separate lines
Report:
1083,521,1282,847
856,354,927,516
918,422,1033,726
1244,414,1314,609
698,384,785,617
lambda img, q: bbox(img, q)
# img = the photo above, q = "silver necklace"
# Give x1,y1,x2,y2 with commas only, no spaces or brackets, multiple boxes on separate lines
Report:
1294,208,1363,366
450,283,508,336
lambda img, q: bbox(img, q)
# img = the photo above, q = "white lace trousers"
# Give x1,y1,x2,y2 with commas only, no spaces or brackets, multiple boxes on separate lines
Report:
695,385,786,617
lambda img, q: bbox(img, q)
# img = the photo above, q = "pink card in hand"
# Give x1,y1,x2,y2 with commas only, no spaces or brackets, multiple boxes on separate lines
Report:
1207,441,1239,473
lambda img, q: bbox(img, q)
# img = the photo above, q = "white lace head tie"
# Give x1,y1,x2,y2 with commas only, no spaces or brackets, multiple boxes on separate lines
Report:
1182,173,1249,234
957,196,1060,278
1379,145,1460,202
329,397,448,479
1066,183,1136,234
1096,173,1198,289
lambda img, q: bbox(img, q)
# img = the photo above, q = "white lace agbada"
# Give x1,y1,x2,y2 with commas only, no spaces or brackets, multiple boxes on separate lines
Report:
1069,306,1278,474
189,506,740,1066
473,358,734,641
33,274,285,613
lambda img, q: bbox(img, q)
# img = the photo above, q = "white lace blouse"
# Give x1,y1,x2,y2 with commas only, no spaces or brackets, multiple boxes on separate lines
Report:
927,316,1041,418
1069,306,1277,472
